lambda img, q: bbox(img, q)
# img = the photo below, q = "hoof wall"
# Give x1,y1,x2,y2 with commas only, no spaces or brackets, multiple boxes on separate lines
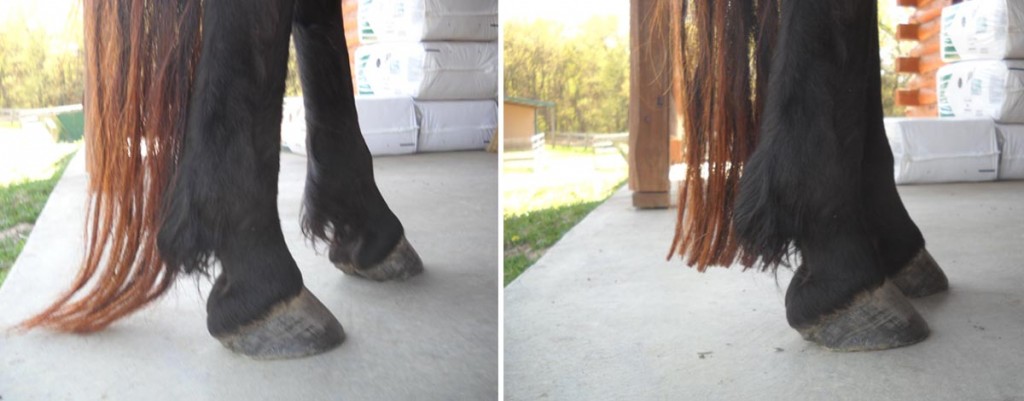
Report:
892,248,949,298
797,281,930,352
335,236,424,281
214,287,344,360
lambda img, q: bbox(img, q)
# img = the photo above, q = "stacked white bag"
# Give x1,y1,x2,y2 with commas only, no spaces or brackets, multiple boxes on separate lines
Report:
935,0,1024,180
280,96,420,157
354,0,499,152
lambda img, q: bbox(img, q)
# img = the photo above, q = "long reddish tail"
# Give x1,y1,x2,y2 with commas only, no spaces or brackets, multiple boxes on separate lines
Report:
19,0,203,332
665,0,779,270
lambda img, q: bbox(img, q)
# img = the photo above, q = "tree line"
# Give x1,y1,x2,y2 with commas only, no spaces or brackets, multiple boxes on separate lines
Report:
504,17,630,135
0,5,303,110
504,10,909,138
0,11,84,109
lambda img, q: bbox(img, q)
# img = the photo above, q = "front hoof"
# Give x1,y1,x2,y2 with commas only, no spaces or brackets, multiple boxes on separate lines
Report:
795,281,930,352
214,287,345,360
334,236,424,281
892,248,949,298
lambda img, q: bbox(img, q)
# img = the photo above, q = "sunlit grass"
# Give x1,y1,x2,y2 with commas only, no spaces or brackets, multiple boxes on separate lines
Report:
503,145,627,216
503,144,627,286
0,126,79,186
0,127,78,288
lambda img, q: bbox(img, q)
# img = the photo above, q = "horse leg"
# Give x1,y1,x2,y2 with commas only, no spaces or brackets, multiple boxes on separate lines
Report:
292,0,423,281
861,108,949,298
158,0,343,359
735,0,929,350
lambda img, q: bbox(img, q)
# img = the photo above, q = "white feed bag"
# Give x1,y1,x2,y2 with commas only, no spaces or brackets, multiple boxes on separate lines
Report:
414,99,497,152
941,0,1024,62
937,60,1024,123
357,0,498,43
280,96,419,156
355,42,498,100
884,117,999,184
996,124,1024,180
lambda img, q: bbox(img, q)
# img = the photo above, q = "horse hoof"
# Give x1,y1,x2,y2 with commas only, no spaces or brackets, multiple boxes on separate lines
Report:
214,287,344,360
334,236,424,281
796,281,930,352
892,248,949,298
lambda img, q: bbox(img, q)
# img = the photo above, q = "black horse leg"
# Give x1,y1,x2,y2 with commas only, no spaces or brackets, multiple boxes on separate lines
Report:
860,60,949,297
292,0,423,281
158,0,343,359
735,0,929,350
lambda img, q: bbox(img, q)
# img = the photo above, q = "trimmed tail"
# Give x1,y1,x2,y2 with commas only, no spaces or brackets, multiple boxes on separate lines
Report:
666,0,780,270
19,1,203,332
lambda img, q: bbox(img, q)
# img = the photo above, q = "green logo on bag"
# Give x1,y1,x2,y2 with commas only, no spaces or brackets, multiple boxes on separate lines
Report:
938,73,953,117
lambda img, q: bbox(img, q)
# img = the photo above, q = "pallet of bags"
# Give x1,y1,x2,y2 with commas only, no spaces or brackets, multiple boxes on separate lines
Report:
884,117,999,184
357,0,498,43
941,0,1024,62
354,42,498,100
936,60,1024,123
415,100,497,152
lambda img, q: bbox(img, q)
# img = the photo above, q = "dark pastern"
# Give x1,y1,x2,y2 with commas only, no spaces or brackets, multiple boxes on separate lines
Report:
784,234,929,351
329,229,424,282
204,225,346,359
211,285,344,360
793,279,929,351
785,261,930,351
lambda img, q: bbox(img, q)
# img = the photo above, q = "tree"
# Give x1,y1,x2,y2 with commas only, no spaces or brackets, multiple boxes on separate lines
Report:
504,17,630,134
0,6,84,108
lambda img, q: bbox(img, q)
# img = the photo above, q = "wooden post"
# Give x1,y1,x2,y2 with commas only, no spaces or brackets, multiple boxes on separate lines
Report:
628,0,672,209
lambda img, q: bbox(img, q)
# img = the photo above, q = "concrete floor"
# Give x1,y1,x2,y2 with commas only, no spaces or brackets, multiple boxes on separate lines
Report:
505,182,1024,401
0,151,498,400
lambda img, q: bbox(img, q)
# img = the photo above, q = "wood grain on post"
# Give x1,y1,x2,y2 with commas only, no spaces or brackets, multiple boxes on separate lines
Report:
628,0,671,209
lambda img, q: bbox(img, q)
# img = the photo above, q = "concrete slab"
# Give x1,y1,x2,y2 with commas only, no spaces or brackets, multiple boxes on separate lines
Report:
505,182,1024,401
0,151,498,400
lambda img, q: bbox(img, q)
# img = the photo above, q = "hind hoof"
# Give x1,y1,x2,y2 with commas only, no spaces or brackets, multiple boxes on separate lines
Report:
334,236,423,281
796,281,930,352
892,248,949,298
214,287,345,360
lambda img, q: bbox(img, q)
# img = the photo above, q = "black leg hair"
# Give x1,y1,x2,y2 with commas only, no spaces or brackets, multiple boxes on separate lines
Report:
292,0,420,278
734,0,929,344
857,6,926,276
157,0,343,356
858,12,948,297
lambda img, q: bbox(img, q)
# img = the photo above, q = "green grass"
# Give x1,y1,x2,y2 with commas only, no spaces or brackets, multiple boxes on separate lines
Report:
504,199,611,286
0,151,75,287
503,142,629,286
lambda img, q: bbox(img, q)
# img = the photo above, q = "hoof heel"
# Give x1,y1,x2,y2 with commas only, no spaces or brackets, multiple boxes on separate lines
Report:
335,236,424,281
214,287,344,360
796,281,930,352
892,249,949,298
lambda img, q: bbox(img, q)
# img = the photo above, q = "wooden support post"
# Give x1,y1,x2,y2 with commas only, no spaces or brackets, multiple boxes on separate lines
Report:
628,0,671,209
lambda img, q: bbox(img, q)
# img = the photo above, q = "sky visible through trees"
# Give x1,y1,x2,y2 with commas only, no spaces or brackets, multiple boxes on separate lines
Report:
1,0,909,122
503,1,913,135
